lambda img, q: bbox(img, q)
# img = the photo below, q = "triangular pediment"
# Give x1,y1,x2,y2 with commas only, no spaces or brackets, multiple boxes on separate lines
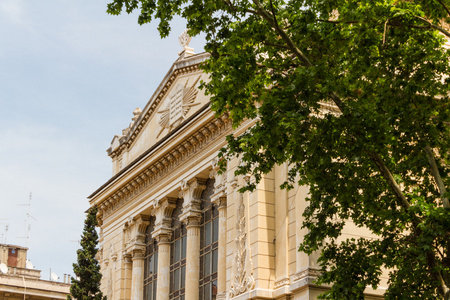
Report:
108,53,210,168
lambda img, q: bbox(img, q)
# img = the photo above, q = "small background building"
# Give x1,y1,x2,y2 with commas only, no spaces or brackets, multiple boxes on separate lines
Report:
0,243,70,300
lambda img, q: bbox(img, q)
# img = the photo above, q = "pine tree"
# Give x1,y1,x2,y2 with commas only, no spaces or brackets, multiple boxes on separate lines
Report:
68,205,106,300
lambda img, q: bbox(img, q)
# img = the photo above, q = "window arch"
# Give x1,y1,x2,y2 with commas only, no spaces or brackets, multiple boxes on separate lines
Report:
144,218,158,300
170,199,187,300
199,178,218,300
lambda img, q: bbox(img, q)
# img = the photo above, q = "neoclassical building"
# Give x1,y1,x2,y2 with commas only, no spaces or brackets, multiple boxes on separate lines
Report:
88,32,386,300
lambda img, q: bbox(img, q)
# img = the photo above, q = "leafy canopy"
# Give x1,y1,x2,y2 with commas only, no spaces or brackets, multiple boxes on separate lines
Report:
68,206,106,300
107,0,450,298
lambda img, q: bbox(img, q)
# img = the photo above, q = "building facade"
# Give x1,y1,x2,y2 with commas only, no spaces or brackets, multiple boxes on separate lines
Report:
0,244,70,300
89,33,386,300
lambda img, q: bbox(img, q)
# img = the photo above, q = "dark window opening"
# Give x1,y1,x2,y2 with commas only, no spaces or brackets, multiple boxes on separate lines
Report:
170,199,187,300
144,219,158,300
199,178,218,300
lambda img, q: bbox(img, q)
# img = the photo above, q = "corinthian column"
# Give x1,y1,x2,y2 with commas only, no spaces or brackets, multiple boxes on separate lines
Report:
210,158,228,299
155,234,171,300
215,197,227,298
180,178,207,300
131,250,145,300
152,197,177,300
127,215,150,300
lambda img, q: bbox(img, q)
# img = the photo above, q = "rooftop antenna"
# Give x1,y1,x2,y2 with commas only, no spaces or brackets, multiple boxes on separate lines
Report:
0,220,8,244
17,192,37,247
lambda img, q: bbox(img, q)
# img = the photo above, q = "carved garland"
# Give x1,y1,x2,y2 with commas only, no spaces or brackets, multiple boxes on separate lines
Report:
98,114,232,219
229,192,255,297
110,64,202,159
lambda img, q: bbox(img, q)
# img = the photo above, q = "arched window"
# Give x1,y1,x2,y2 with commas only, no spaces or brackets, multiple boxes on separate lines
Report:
144,219,158,300
199,178,218,300
170,199,187,300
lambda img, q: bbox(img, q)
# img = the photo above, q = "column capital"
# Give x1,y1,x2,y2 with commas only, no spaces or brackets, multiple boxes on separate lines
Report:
152,228,172,245
152,197,177,242
212,195,227,210
131,249,145,261
210,157,227,194
123,252,132,264
179,178,206,227
179,177,207,201
124,214,150,254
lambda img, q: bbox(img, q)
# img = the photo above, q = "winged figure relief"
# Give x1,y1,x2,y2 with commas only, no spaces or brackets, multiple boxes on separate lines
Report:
157,75,201,138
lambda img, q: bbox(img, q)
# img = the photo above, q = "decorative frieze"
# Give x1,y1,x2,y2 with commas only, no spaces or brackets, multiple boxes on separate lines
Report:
99,114,232,218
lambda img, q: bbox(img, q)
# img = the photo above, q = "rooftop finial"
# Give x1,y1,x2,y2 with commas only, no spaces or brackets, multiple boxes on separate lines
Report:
178,29,195,57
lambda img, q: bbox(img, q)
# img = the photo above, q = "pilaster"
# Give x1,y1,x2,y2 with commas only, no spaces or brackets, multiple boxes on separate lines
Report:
127,215,150,300
210,157,228,299
179,178,206,300
122,253,132,300
153,197,178,300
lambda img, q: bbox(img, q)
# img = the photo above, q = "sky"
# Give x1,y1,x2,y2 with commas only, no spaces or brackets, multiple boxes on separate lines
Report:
0,0,204,281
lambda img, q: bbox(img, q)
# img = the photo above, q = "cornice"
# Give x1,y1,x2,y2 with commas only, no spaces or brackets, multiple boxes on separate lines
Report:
108,55,208,159
97,113,232,220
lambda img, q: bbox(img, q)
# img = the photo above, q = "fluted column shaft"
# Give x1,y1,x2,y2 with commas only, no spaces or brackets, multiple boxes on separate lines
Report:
130,251,145,300
185,222,201,300
156,240,171,300
121,254,133,300
217,202,227,295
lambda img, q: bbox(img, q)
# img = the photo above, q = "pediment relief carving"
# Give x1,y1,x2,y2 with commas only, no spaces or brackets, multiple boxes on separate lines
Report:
157,75,201,138
107,63,206,160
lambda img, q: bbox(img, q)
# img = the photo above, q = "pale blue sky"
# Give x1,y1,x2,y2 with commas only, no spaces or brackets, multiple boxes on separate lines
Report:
0,0,204,280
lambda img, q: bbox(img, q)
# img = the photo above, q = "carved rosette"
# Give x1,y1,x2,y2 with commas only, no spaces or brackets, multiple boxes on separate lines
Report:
229,192,255,298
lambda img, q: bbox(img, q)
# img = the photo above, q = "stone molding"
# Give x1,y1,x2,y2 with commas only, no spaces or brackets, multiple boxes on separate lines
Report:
179,177,207,227
98,113,231,219
293,267,321,282
274,278,291,289
216,292,227,300
108,63,207,159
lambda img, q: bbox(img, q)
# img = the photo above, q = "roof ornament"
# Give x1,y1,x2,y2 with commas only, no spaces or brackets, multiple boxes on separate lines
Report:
178,29,195,57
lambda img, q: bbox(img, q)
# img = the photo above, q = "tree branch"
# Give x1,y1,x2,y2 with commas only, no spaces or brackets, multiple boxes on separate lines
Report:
425,146,449,208
316,19,358,24
251,0,313,67
366,151,411,210
435,0,450,18
268,0,279,30
414,16,450,38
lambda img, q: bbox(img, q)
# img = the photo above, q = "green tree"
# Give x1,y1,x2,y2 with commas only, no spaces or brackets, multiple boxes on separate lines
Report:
107,0,450,298
68,206,106,300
